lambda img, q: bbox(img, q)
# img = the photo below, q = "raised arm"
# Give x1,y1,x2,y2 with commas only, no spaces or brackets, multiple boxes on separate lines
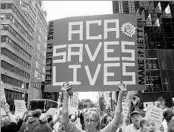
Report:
101,83,126,132
3,102,16,123
61,82,84,132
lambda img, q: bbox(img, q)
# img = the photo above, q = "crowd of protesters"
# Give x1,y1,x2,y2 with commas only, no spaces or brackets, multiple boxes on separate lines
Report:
1,82,174,132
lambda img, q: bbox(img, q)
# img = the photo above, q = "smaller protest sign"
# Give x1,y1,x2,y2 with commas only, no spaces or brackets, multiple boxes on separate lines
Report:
122,102,129,116
144,102,154,111
145,105,163,129
1,81,7,116
14,100,27,117
46,108,58,116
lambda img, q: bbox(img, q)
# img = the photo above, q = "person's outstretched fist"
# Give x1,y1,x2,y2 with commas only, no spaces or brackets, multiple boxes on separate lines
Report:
117,83,127,91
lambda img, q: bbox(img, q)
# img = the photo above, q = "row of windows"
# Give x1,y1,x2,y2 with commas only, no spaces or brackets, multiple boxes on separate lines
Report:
1,48,31,70
36,61,45,73
1,36,31,60
1,3,34,34
146,59,159,70
1,74,24,88
37,18,47,37
5,89,23,102
19,1,36,19
1,24,32,51
1,13,33,42
37,9,47,32
22,10,35,26
1,60,30,79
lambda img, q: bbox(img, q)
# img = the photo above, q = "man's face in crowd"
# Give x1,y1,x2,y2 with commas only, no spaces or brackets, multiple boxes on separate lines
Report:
131,113,142,127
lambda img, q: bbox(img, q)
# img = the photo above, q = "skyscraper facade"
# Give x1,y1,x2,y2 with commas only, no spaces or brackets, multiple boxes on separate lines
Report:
1,0,47,110
113,1,174,106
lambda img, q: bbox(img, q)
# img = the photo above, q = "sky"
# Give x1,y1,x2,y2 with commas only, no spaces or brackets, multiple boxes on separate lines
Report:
43,1,112,103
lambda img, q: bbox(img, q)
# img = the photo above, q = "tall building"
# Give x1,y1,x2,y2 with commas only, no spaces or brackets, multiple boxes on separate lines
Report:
28,1,47,103
1,0,47,110
113,1,174,106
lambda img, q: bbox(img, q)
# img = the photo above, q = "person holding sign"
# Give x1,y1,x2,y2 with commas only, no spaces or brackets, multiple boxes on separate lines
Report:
60,82,126,132
1,102,28,132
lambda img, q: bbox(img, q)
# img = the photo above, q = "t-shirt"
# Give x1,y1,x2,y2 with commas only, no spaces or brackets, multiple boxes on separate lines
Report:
125,124,140,132
64,119,119,132
162,119,168,132
33,123,52,132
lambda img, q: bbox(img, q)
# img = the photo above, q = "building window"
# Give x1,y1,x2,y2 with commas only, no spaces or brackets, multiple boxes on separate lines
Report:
1,36,7,42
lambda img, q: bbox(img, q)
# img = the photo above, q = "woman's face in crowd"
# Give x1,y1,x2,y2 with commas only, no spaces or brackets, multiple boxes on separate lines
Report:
142,120,155,132
106,116,112,125
131,114,142,126
84,113,99,131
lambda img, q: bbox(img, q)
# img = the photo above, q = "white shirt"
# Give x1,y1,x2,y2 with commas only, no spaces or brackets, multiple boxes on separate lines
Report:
125,124,140,132
162,119,168,132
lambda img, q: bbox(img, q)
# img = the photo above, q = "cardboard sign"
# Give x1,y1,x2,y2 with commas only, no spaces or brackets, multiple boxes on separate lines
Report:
145,106,163,129
1,81,7,116
144,102,154,111
45,14,145,92
46,108,58,116
14,100,27,117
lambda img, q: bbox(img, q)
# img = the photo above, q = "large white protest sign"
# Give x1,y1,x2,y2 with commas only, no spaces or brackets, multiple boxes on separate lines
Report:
1,81,7,116
45,14,145,92
145,106,163,129
14,100,27,117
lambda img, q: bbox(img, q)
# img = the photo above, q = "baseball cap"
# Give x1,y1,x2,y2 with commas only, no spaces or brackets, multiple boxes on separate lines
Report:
130,111,141,117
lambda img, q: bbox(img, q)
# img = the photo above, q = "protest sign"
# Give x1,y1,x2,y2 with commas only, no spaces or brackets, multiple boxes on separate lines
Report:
1,81,7,116
122,102,129,116
46,108,58,116
144,102,154,111
14,100,27,117
45,14,145,92
145,105,163,129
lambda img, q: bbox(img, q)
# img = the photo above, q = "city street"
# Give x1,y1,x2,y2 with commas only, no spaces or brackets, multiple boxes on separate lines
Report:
1,1,174,132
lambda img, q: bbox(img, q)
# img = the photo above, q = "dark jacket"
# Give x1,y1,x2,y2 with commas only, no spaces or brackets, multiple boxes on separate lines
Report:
18,122,27,132
1,119,23,132
26,117,40,132
33,123,52,132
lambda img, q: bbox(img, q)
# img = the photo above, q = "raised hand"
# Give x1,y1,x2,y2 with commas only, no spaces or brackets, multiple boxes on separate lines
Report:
61,82,73,96
117,83,127,91
2,103,10,113
61,82,72,91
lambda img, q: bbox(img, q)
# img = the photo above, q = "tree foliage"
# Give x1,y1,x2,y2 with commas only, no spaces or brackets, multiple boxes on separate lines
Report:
78,99,95,109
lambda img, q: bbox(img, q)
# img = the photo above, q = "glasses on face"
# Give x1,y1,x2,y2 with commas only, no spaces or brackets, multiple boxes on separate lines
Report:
85,119,97,123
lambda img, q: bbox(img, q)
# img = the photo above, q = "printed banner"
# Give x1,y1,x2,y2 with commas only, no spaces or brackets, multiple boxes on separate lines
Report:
145,106,163,129
45,14,145,92
14,100,27,117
